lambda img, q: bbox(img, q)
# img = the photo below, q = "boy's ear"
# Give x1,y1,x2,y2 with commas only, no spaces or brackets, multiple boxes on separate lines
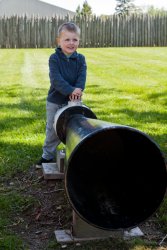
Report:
56,37,60,46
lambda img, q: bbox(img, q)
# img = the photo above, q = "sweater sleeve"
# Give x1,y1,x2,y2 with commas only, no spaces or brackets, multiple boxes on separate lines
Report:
49,55,75,96
75,55,87,91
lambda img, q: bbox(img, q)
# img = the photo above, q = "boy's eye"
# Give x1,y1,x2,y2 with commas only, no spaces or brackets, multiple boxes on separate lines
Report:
64,39,78,42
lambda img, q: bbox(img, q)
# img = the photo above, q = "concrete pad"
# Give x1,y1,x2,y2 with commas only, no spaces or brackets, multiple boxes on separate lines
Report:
124,227,144,238
42,163,64,180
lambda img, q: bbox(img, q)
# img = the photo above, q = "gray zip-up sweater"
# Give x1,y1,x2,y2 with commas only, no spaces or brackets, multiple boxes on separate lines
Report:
47,47,87,105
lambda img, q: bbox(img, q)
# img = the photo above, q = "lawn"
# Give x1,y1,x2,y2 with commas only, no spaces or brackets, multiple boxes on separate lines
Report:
0,48,167,249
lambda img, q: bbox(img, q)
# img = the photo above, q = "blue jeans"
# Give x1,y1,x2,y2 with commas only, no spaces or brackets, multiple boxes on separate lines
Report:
42,101,62,160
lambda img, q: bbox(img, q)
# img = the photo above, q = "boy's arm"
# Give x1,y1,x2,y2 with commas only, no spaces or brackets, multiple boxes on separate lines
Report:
75,55,87,91
69,55,87,101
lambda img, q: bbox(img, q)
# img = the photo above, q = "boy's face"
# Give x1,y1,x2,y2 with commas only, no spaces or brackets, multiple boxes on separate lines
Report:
58,30,80,55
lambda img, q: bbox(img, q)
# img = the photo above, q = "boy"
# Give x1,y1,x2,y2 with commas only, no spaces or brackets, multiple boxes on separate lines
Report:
36,22,87,166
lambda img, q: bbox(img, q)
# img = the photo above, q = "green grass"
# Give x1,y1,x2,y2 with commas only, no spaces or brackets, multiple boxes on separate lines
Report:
0,189,36,249
0,48,167,248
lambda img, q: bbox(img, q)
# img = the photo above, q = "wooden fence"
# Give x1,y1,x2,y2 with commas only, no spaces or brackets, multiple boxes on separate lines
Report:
0,14,167,48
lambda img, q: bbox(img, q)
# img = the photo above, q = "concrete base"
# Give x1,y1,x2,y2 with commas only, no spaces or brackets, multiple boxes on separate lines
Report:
55,211,144,243
72,211,123,238
42,149,65,180
55,229,114,243
42,163,64,179
124,226,144,238
55,227,144,243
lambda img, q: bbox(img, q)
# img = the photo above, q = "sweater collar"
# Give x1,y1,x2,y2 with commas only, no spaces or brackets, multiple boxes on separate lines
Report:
56,47,78,59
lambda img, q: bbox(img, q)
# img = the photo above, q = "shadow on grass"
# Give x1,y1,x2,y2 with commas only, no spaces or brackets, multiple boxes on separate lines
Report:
0,85,47,131
0,141,43,176
0,84,47,98
0,88,47,176
111,108,167,125
148,91,167,106
86,84,118,95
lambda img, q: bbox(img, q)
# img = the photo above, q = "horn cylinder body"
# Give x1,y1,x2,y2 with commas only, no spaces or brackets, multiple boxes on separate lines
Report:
54,102,167,230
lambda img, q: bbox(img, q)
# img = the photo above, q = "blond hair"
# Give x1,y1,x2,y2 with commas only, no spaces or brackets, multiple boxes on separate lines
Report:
57,22,80,37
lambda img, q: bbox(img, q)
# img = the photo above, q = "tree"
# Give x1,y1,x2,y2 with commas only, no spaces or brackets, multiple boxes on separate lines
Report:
76,5,81,17
76,0,92,17
115,0,140,15
147,5,167,15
